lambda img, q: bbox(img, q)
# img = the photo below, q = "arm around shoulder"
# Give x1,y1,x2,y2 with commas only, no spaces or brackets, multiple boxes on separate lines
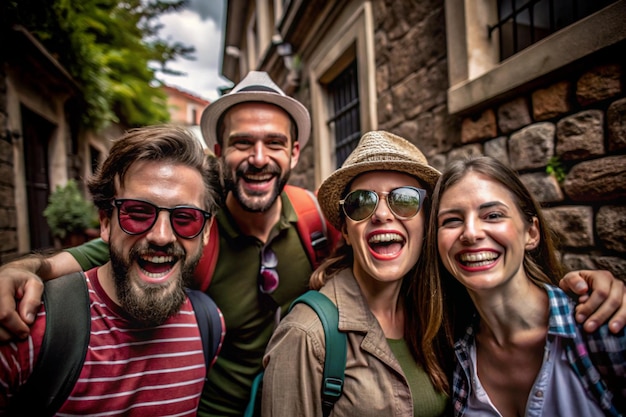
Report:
0,254,51,340
65,238,110,271
560,270,626,334
0,246,85,341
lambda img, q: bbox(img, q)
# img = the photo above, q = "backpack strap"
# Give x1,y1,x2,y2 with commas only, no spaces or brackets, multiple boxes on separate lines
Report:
244,290,346,417
243,371,264,417
186,288,225,372
289,290,347,417
284,185,331,269
194,219,220,292
7,271,91,417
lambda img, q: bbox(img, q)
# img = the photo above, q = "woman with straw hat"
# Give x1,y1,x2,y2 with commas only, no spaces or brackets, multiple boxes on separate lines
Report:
262,131,450,416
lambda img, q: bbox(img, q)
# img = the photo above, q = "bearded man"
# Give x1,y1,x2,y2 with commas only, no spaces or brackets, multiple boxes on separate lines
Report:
0,125,221,415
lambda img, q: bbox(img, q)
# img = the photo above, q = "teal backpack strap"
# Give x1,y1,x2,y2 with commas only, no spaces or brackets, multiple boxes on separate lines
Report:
186,288,225,372
7,271,90,417
244,372,265,417
244,290,346,417
289,290,347,417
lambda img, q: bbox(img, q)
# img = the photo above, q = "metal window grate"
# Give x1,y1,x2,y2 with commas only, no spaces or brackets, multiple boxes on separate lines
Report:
488,0,618,61
327,61,361,169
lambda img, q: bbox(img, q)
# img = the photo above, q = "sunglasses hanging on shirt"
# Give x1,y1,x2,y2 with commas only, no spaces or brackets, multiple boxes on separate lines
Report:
258,246,281,318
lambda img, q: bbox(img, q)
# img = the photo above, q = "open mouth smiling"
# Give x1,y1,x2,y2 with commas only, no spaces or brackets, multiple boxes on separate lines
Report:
242,172,274,183
368,232,405,255
138,254,177,279
457,251,500,267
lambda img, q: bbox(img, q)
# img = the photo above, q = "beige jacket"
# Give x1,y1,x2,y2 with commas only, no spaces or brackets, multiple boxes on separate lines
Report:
262,268,413,416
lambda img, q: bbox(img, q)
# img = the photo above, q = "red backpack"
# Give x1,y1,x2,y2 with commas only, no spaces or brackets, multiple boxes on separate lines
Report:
194,185,338,292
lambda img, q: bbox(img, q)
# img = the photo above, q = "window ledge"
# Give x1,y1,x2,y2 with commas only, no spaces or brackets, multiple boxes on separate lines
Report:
448,1,626,115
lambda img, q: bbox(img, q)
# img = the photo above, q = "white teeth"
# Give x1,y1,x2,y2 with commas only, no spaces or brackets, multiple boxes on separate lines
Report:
459,252,497,262
142,270,168,279
141,255,174,264
368,233,404,244
244,174,272,181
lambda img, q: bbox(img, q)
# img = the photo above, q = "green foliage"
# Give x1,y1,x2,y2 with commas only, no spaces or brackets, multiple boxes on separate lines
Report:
2,0,193,130
43,180,99,239
546,156,566,183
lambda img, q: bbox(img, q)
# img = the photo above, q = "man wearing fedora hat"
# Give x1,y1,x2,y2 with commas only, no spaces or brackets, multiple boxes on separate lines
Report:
0,72,625,416
0,71,335,416
193,70,332,415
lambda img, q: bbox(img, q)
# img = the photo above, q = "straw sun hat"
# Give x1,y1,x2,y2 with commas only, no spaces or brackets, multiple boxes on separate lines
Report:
200,71,311,151
317,131,441,230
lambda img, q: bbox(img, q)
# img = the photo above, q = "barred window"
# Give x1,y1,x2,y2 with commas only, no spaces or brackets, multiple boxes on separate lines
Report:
327,61,361,168
489,0,619,61
445,0,624,114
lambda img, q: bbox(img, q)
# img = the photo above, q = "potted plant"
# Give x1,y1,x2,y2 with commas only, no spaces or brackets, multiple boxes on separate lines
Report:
43,179,99,248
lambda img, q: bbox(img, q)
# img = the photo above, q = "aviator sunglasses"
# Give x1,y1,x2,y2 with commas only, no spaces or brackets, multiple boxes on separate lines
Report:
113,198,212,239
340,186,427,222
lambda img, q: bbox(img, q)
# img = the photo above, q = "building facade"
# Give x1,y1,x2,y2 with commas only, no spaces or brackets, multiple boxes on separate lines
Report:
162,84,210,150
219,0,626,279
0,27,208,262
0,26,117,261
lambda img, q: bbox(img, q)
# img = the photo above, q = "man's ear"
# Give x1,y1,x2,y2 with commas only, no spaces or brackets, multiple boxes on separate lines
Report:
99,210,111,243
202,218,213,246
214,143,222,157
290,140,300,169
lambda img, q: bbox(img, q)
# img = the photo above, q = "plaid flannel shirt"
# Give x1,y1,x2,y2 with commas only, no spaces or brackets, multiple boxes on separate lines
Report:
452,284,625,417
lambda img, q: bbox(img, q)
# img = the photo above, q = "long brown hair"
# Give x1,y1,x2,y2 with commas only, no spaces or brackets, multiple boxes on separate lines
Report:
421,155,564,342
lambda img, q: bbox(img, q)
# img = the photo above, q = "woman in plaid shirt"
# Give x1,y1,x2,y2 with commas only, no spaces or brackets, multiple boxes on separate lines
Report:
421,156,625,417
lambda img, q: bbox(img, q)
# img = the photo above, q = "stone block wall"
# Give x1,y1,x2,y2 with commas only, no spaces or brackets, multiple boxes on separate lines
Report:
0,68,19,262
444,63,626,280
370,0,625,279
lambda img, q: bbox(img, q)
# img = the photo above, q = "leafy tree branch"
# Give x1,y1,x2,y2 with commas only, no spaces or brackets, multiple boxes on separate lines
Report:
2,0,194,130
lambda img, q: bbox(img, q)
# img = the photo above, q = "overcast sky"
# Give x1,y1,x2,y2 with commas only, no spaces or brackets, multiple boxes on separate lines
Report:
156,0,232,101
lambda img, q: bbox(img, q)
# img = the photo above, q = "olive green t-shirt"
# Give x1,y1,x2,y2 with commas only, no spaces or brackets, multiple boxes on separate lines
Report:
199,194,312,416
387,338,449,417
66,238,109,271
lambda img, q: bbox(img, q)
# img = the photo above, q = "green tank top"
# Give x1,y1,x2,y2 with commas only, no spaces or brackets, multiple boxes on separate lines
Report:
387,338,449,417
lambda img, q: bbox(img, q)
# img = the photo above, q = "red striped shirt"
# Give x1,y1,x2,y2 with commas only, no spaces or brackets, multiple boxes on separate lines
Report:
0,268,206,416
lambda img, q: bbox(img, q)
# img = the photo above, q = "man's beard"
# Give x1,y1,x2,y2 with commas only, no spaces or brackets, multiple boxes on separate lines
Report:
224,161,290,212
110,242,202,326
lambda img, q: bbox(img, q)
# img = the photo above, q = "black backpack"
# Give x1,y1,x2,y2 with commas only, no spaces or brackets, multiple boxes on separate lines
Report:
7,271,224,417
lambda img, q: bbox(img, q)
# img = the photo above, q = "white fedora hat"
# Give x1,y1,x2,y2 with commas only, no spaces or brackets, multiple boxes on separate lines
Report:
200,71,311,150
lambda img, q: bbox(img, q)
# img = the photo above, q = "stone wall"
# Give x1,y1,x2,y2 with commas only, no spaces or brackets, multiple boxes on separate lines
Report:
0,67,19,261
371,0,625,279
452,65,626,279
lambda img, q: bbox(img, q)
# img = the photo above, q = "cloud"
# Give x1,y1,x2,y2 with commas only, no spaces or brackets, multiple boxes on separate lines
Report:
156,3,231,101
